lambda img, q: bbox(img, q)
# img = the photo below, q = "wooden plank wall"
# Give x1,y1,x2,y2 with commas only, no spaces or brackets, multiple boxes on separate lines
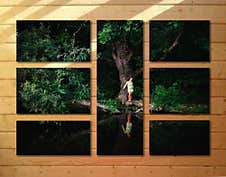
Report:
0,0,226,176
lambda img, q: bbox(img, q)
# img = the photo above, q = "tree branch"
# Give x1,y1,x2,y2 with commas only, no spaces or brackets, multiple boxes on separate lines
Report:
74,20,88,35
133,67,143,77
159,31,183,61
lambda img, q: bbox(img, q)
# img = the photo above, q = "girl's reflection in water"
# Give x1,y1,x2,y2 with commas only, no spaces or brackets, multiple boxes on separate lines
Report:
121,111,133,138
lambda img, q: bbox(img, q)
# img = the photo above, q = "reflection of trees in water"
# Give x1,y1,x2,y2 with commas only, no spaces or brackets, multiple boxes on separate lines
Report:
17,121,90,155
150,121,209,155
97,110,143,155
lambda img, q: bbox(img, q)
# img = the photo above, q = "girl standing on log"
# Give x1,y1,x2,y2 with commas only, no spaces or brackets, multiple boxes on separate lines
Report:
123,77,134,102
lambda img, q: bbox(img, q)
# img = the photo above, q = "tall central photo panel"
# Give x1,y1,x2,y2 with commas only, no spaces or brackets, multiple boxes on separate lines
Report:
97,20,143,155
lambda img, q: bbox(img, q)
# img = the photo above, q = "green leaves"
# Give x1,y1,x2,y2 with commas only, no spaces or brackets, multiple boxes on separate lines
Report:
17,21,90,62
98,21,142,45
153,82,182,111
18,69,90,114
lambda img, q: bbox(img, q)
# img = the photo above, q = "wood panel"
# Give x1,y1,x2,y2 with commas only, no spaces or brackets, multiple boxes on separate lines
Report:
0,115,96,132
0,62,95,80
0,149,226,166
0,6,226,24
214,167,226,176
0,97,15,114
0,44,15,61
0,1,226,177
1,0,226,6
0,25,15,43
211,43,226,61
211,80,226,97
0,166,217,177
211,24,226,43
0,80,16,96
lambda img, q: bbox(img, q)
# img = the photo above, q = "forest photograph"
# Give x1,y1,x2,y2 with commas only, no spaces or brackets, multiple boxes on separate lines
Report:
150,120,210,155
17,121,90,155
150,68,209,114
150,20,209,62
97,20,143,155
17,20,90,62
17,68,91,114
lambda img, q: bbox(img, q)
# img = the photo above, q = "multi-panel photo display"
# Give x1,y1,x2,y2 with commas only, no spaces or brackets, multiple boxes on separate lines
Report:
16,20,210,156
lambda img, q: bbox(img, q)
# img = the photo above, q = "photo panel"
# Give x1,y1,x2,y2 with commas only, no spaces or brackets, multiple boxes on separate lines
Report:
17,121,90,155
17,68,91,114
97,20,143,155
149,120,210,155
150,68,210,114
17,20,90,62
150,20,210,62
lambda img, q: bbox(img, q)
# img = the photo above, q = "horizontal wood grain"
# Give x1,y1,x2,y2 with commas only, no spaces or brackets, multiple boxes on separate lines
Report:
211,80,226,97
211,62,226,79
211,132,226,149
0,25,15,43
149,62,211,68
0,97,15,114
211,43,226,61
211,24,226,43
0,80,16,96
0,149,226,166
0,132,15,148
1,0,226,6
214,167,226,176
0,43,15,61
0,115,96,132
0,166,220,177
211,97,226,115
0,62,96,79
0,5,226,24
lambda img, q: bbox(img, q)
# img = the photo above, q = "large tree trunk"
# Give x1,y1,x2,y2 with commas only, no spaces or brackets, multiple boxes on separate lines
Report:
112,36,133,104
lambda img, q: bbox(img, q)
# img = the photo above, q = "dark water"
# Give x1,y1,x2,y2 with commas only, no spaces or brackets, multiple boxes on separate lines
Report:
150,120,210,155
97,111,143,155
17,121,90,155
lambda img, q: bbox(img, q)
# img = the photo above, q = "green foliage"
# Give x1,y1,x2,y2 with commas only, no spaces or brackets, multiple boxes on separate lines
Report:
100,99,121,113
152,82,183,111
17,69,90,114
151,69,209,113
98,20,142,46
97,21,143,107
17,21,90,62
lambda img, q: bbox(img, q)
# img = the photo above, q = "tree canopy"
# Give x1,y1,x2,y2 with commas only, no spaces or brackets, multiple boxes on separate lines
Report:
17,21,90,62
97,20,143,111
